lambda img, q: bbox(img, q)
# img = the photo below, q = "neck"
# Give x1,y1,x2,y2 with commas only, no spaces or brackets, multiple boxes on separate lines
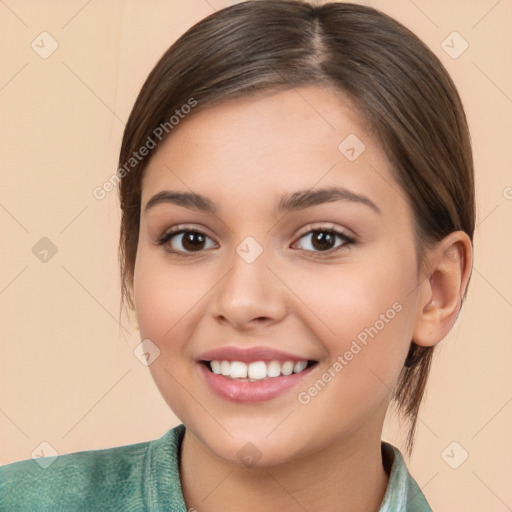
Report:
179,423,389,512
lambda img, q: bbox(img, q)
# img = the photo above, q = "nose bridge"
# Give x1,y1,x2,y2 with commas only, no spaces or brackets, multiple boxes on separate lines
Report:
210,234,287,326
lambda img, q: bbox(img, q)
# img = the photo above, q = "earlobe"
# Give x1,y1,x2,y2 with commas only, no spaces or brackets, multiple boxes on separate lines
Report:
412,231,473,348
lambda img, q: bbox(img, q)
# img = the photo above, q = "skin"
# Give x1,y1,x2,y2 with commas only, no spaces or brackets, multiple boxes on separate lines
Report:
132,85,472,512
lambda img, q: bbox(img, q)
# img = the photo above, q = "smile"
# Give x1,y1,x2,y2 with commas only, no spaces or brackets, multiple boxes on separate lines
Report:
199,359,318,403
203,359,315,381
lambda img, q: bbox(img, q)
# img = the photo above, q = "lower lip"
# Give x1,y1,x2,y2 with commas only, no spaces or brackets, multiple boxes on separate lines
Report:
199,363,316,403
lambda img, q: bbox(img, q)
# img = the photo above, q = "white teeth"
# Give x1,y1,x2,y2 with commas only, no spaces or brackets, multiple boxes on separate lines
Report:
267,360,281,378
230,361,247,379
293,361,308,373
207,359,311,380
248,361,267,380
281,361,294,376
220,360,230,376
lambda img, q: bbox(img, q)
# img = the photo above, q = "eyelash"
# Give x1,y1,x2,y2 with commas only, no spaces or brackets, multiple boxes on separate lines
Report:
156,224,357,258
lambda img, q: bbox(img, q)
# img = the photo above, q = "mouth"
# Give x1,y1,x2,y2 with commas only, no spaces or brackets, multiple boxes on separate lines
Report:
196,345,320,402
200,359,318,382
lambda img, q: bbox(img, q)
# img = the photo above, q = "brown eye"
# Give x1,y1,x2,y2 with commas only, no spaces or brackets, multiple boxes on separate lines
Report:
158,229,216,255
294,228,355,254
180,231,207,252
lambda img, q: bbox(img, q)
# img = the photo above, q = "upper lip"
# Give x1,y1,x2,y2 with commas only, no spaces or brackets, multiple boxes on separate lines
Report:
197,345,316,363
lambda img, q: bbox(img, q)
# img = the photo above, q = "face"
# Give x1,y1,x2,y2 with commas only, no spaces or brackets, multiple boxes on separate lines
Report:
133,85,424,467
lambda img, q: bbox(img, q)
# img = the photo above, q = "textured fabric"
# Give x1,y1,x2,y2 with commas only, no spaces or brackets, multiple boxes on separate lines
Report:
379,442,433,512
0,424,432,511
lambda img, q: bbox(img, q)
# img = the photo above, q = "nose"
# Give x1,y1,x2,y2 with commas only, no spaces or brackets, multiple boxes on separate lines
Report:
209,245,288,330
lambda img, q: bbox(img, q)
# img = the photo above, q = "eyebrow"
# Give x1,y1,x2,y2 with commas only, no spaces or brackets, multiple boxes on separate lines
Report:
144,186,381,215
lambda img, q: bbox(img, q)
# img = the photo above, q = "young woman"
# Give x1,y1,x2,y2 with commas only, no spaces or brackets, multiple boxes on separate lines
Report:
0,1,474,510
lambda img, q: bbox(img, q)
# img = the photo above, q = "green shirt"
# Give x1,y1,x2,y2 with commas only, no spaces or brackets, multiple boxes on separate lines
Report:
0,424,432,511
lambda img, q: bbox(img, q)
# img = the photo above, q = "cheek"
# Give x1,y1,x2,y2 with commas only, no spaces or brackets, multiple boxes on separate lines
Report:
132,250,205,420
133,249,204,341
290,260,418,441
291,249,418,374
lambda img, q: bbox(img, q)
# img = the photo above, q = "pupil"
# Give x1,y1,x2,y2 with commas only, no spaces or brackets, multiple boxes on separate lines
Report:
183,232,205,251
180,231,336,252
312,231,334,251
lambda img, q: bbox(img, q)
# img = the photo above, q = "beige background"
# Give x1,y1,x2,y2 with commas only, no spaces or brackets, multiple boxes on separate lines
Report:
1,0,511,510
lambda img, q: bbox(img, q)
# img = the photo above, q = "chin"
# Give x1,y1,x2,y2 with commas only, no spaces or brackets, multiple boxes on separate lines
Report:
185,416,318,469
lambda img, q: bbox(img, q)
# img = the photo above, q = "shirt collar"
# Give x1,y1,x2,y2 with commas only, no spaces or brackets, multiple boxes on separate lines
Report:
378,441,432,511
154,425,432,511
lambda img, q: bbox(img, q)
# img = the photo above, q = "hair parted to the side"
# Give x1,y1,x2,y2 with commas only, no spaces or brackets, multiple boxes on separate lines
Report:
117,0,475,456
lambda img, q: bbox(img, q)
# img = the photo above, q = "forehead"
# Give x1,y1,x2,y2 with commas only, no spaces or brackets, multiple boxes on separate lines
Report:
141,85,405,217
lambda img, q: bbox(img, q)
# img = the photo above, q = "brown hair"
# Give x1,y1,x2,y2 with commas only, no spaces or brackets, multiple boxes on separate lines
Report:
117,0,475,455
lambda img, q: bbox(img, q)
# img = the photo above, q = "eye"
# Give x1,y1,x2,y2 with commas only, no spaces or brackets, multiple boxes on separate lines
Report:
157,228,217,256
292,226,356,254
157,224,356,257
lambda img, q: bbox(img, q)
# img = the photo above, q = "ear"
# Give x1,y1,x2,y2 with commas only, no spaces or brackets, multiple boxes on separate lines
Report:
412,231,473,347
